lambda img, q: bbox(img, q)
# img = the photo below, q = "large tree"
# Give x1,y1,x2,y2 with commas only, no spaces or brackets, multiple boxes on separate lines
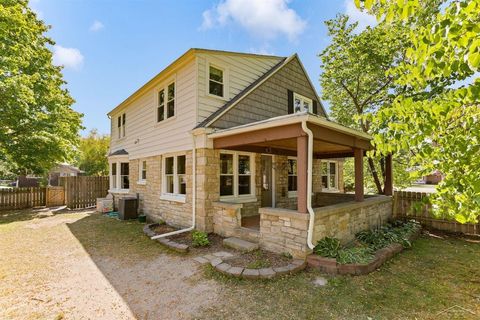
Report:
74,129,110,176
357,0,480,223
0,0,83,176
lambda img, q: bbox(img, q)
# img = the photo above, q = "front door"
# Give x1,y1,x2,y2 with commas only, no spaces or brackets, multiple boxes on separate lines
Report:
261,155,273,207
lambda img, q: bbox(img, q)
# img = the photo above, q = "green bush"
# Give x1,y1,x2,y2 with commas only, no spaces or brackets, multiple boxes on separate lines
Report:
191,230,210,247
356,220,420,250
314,237,341,258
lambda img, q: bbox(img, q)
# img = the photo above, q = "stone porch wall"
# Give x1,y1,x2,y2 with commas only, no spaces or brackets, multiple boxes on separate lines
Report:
259,208,311,258
313,196,393,245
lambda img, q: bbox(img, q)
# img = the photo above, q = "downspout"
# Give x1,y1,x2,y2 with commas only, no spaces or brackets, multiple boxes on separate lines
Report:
151,134,196,239
301,121,315,250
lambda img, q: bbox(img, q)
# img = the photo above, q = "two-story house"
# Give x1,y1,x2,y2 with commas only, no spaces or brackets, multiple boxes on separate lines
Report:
107,49,393,258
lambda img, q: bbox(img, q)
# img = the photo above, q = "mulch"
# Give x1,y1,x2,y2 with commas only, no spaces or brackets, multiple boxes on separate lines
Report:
227,249,292,269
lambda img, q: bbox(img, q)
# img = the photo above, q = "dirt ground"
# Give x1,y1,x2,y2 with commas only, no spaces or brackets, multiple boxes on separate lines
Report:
0,208,220,320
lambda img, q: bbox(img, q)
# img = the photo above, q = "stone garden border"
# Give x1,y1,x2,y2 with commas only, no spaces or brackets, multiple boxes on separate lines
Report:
307,228,421,276
210,256,307,280
143,223,189,253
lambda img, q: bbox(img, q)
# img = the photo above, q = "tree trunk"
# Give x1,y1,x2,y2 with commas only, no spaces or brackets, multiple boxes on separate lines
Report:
367,157,383,194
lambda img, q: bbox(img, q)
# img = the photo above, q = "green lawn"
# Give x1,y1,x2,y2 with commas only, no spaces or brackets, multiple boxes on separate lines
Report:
199,234,480,320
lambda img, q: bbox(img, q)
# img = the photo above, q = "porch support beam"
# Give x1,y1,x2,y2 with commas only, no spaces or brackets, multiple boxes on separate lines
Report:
218,145,297,157
310,127,371,150
384,153,393,196
354,148,364,202
297,135,308,213
213,124,305,149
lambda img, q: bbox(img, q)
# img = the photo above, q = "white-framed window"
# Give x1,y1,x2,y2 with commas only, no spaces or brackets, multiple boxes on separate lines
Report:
209,64,224,97
322,161,338,191
220,151,255,200
138,160,147,183
120,162,129,189
287,157,297,197
111,163,117,189
161,154,186,202
293,93,313,113
117,113,126,138
157,81,175,122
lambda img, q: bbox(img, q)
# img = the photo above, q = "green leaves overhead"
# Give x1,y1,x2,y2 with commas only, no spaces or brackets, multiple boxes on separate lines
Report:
357,0,480,223
0,0,83,175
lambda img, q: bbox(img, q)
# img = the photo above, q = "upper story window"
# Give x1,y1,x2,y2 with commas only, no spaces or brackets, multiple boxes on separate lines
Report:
208,65,224,98
157,82,175,122
117,113,126,138
220,152,254,198
294,93,313,113
322,161,338,191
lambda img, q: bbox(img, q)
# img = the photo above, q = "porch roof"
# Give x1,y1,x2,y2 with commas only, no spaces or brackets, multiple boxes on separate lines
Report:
207,113,372,158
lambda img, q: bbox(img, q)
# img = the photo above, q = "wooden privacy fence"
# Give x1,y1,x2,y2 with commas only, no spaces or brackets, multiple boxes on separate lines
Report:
60,176,109,209
0,176,109,211
0,187,46,210
394,191,480,235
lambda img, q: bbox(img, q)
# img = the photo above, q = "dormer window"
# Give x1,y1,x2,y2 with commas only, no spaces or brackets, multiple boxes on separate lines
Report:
209,65,224,97
293,93,312,113
157,82,175,122
117,113,125,138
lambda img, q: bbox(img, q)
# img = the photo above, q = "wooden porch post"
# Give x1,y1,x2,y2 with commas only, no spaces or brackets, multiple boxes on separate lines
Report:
297,135,308,213
384,153,393,196
354,148,364,202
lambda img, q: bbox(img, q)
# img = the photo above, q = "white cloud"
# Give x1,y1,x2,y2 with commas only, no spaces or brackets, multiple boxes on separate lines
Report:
344,0,376,31
89,20,104,32
200,0,306,42
52,45,84,70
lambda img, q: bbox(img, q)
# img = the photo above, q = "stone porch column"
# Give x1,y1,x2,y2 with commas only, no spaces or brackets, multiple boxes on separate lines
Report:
297,135,308,213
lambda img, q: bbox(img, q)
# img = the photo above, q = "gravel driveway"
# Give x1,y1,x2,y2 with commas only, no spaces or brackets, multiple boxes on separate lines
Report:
0,209,220,320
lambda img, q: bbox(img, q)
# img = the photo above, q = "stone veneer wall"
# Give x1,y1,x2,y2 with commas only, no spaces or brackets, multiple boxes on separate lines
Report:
259,208,311,258
313,196,393,245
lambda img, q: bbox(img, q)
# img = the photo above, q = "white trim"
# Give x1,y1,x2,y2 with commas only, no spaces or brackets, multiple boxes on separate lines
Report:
219,150,256,200
154,75,177,124
321,160,339,192
160,193,186,203
138,159,147,184
293,92,313,113
161,152,187,197
108,188,130,194
207,113,372,141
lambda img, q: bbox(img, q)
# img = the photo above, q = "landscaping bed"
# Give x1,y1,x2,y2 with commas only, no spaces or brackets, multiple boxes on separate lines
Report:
308,220,421,275
227,249,292,269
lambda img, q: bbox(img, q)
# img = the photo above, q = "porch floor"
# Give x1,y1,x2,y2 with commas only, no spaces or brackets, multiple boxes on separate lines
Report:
241,215,260,230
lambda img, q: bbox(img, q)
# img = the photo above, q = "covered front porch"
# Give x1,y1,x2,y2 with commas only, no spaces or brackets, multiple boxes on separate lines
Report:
209,113,394,257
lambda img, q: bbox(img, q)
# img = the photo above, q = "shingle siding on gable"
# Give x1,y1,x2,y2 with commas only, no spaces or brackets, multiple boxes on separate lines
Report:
210,57,325,129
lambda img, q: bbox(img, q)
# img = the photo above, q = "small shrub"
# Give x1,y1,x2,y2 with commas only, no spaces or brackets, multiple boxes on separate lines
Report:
356,220,421,250
314,237,341,258
282,252,293,259
191,230,210,247
336,247,374,264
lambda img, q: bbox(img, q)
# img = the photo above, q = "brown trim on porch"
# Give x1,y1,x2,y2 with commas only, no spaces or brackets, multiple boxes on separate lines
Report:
297,136,308,213
220,145,298,157
308,125,371,150
213,123,305,149
354,148,364,202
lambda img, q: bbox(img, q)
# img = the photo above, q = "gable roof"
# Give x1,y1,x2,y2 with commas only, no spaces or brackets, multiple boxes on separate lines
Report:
195,54,328,129
108,149,129,156
107,48,284,117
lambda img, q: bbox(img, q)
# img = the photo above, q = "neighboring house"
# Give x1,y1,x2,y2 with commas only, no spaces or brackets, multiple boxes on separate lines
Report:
48,163,84,186
107,49,393,258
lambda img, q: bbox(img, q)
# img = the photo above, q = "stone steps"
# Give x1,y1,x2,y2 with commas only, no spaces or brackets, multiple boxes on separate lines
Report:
237,227,260,243
223,237,259,252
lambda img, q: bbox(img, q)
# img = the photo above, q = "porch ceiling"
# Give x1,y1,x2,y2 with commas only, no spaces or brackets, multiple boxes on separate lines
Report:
209,114,372,158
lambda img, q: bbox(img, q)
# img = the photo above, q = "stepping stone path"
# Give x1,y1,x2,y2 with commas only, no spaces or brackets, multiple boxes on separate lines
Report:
192,250,306,280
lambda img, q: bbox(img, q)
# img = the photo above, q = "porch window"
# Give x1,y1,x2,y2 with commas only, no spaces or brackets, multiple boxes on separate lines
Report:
220,152,254,198
322,161,338,190
209,65,224,97
293,93,312,113
120,162,129,189
162,154,186,198
287,158,297,193
111,163,117,189
157,82,175,122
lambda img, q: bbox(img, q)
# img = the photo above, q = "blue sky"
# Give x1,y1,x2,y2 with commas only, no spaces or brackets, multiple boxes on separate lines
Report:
30,0,375,135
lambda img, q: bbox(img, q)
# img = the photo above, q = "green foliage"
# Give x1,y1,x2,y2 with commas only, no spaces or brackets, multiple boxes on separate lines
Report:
246,259,271,269
357,0,480,223
0,0,83,175
313,237,341,258
74,129,110,176
336,247,375,265
356,220,420,250
191,230,210,247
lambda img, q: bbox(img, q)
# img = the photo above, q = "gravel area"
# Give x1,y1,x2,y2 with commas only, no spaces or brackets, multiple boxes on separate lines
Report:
0,208,220,320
